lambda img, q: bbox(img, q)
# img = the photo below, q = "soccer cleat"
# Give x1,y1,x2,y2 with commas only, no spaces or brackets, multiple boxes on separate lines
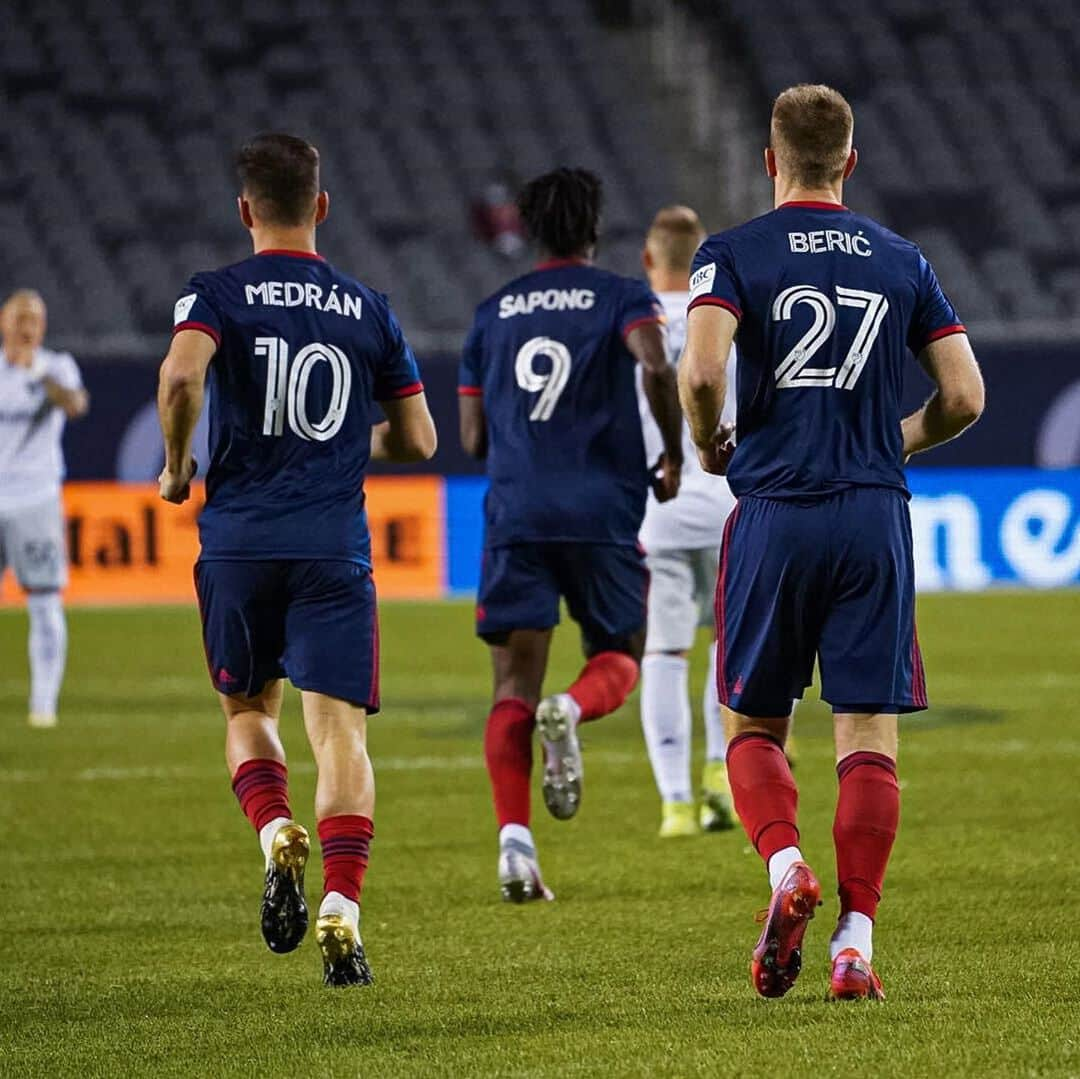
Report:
316,913,373,988
535,694,583,820
28,712,57,729
659,801,700,838
699,760,737,832
260,822,310,954
498,840,555,903
828,948,885,1002
750,861,822,998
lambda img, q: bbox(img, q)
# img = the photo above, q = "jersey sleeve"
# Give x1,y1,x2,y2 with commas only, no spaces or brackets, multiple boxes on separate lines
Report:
618,279,666,340
458,315,484,397
374,305,424,401
687,237,743,321
173,274,223,348
48,352,83,391
908,253,965,353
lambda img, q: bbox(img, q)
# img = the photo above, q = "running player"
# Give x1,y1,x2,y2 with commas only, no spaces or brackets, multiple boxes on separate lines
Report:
459,168,684,902
0,289,89,729
679,85,983,1000
636,206,738,838
157,134,436,987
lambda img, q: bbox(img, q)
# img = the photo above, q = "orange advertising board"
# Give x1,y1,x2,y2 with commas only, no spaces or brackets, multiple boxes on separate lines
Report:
0,478,444,606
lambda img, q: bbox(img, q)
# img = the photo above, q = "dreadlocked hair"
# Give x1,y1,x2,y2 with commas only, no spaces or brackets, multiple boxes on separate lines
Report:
517,167,603,257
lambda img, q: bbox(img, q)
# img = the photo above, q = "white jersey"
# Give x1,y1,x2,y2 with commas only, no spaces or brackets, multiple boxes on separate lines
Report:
0,347,82,512
638,290,736,552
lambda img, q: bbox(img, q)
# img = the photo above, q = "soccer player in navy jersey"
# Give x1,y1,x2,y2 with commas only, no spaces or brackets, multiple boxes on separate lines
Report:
459,168,684,902
156,134,437,987
679,86,984,1000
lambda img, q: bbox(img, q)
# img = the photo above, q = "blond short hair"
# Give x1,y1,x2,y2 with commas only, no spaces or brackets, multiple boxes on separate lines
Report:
770,84,853,188
645,205,706,273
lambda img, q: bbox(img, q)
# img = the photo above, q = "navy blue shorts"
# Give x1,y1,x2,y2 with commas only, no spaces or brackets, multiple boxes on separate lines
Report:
716,489,926,717
477,543,648,649
194,560,380,712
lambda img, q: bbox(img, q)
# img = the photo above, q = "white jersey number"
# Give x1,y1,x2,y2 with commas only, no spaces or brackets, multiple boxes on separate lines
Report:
515,336,571,421
772,285,888,390
257,336,352,441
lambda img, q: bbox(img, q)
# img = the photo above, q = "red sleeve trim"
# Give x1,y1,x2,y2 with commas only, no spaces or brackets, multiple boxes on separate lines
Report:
687,296,742,320
173,320,221,346
622,314,665,340
921,324,967,347
376,381,424,401
457,385,483,397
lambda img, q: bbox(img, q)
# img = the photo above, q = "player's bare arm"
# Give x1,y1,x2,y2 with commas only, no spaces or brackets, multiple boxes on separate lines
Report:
157,328,215,503
628,321,682,501
370,392,438,462
902,333,985,458
678,305,737,475
458,392,487,460
39,375,89,418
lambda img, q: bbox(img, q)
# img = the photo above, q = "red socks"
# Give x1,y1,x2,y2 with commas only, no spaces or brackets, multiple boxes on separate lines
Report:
834,751,899,920
318,815,374,903
568,651,639,722
726,732,800,862
484,697,535,827
231,758,291,831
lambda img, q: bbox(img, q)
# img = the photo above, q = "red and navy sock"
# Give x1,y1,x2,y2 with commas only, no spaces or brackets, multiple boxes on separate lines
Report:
568,651,639,723
834,751,900,919
484,697,534,827
726,732,800,863
231,758,291,832
318,815,375,903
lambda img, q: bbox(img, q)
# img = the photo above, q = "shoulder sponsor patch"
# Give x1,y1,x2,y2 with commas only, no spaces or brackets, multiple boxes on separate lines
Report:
688,262,716,301
173,293,197,325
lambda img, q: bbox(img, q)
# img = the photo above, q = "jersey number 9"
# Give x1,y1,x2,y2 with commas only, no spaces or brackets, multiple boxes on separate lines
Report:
257,336,352,441
515,336,572,421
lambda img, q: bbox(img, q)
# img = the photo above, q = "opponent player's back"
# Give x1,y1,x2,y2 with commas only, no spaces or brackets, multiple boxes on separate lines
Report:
460,260,662,546
691,203,964,499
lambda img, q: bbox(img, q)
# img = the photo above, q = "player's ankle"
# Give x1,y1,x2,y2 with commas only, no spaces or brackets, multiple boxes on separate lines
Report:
767,845,804,890
830,911,874,962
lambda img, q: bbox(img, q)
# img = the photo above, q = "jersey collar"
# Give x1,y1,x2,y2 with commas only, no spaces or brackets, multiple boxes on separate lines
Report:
256,248,324,260
535,257,591,270
777,200,848,211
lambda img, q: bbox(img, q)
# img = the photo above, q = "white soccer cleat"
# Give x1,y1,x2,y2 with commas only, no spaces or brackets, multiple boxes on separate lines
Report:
28,712,58,729
535,694,583,820
498,839,555,904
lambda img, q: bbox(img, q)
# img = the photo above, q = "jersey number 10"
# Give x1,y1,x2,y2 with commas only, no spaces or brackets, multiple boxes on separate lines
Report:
257,336,351,441
772,285,888,390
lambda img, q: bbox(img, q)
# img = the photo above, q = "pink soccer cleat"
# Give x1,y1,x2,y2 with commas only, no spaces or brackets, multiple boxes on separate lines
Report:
750,861,822,998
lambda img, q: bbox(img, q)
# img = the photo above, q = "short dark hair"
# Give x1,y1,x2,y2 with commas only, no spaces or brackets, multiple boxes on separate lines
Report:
236,133,320,227
770,85,853,188
517,167,603,257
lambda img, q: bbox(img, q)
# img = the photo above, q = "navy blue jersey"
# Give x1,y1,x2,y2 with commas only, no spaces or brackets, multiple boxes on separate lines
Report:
459,259,664,547
173,249,423,565
689,202,964,500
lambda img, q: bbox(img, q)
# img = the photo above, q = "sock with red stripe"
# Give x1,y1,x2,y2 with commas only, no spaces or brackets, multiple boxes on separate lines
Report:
726,732,802,882
232,758,292,833
318,815,374,904
484,697,535,827
568,651,639,723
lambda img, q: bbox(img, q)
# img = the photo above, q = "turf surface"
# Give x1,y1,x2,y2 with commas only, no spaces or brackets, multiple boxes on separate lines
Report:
1,593,1078,1077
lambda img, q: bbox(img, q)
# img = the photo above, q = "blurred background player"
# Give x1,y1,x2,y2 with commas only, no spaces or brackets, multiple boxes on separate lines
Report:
636,206,739,838
459,167,684,902
0,289,89,729
157,134,436,987
680,85,984,1001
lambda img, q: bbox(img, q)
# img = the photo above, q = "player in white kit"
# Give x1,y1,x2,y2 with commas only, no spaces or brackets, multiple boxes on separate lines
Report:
637,208,738,837
0,290,89,728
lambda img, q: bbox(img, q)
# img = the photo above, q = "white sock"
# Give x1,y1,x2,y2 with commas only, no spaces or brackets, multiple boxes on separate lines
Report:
767,845,804,890
640,653,692,803
556,692,582,727
27,592,66,717
258,815,293,865
703,641,726,762
830,911,874,962
319,889,360,927
498,823,535,853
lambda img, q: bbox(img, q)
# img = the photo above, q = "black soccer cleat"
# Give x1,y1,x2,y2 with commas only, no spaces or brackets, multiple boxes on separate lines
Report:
260,822,310,954
316,914,374,988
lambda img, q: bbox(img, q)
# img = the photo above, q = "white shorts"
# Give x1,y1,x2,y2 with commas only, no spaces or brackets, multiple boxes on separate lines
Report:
0,497,68,592
645,546,719,653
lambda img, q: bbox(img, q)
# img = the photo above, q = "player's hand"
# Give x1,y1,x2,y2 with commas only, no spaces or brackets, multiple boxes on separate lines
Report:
159,457,198,504
697,424,736,475
650,453,682,503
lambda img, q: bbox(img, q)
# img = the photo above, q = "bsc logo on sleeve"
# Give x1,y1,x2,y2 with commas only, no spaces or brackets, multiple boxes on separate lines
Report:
689,263,716,301
173,294,197,325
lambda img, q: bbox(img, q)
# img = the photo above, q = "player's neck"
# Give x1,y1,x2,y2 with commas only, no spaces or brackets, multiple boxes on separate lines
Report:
537,247,593,267
648,272,690,294
3,343,33,367
250,226,319,256
773,179,845,208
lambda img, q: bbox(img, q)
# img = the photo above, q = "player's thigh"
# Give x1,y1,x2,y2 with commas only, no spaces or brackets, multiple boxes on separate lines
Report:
557,543,648,658
282,561,380,713
194,560,287,699
717,498,825,719
643,549,698,654
218,680,285,722
818,489,925,715
489,628,554,707
299,689,369,751
476,544,561,640
6,498,67,592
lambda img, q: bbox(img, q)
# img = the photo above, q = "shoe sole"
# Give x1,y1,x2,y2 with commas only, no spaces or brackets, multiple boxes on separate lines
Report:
316,914,374,987
261,823,310,954
751,865,821,999
536,699,582,821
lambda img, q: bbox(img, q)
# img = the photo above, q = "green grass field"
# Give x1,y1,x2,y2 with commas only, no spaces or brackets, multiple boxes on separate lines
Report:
1,593,1078,1078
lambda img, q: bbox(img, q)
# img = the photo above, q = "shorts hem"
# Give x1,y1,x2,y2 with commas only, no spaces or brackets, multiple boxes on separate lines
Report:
290,678,380,714
477,620,559,643
828,701,926,715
